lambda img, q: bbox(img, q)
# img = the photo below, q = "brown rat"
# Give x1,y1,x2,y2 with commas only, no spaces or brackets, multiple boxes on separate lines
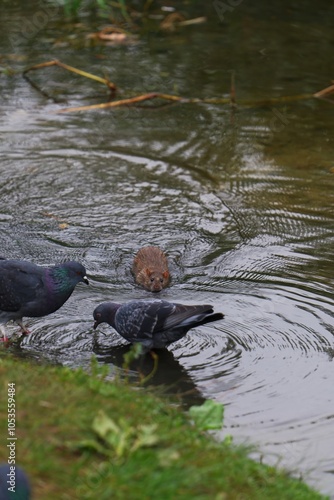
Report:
132,246,170,292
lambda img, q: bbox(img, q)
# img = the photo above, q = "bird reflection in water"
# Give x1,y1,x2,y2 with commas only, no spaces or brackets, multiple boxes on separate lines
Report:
92,342,206,409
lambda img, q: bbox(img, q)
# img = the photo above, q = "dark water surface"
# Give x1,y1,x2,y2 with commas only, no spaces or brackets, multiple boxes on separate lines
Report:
1,1,334,496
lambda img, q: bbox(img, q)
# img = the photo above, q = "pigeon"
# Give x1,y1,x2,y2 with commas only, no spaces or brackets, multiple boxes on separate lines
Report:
93,299,224,350
0,259,89,341
0,464,31,500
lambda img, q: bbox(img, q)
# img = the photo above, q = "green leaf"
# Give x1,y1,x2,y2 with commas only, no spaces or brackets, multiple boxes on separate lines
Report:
92,410,120,440
189,400,224,431
90,411,160,458
131,424,159,452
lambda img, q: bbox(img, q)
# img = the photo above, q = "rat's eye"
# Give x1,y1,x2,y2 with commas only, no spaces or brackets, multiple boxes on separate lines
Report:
160,278,163,283
151,278,154,282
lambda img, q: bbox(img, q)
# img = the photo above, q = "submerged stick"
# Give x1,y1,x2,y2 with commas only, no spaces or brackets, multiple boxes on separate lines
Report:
56,94,316,113
22,59,333,113
313,83,334,103
56,93,233,113
230,71,236,106
23,59,117,98
57,93,163,113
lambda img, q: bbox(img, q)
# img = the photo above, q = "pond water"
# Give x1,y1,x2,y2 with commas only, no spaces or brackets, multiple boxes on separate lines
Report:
1,0,334,496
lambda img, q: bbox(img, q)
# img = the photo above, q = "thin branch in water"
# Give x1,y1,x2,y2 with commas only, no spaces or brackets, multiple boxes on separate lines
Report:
23,59,117,101
22,59,332,113
230,70,236,106
313,83,334,104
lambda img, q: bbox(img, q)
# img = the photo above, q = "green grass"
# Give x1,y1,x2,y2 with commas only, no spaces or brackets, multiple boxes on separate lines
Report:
0,353,327,500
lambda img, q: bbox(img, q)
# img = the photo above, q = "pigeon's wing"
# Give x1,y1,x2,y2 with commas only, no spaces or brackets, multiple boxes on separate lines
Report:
115,300,174,341
162,303,214,330
0,261,42,312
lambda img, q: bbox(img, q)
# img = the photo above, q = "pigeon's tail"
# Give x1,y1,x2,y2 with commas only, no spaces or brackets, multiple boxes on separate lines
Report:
195,312,224,328
180,311,224,330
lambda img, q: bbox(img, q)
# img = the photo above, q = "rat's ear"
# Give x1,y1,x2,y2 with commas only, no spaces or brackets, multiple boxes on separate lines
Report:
146,268,152,276
163,271,169,279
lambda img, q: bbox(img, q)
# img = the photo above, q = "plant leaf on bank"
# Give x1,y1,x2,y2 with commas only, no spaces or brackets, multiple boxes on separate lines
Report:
131,424,160,453
92,409,120,440
85,410,161,458
189,400,224,431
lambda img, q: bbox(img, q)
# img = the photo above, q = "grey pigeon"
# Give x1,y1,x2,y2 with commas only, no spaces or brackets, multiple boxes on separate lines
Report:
93,299,224,350
0,464,31,499
0,259,88,341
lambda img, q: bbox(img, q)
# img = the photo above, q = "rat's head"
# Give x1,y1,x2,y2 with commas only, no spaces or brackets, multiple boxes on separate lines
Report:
146,269,170,292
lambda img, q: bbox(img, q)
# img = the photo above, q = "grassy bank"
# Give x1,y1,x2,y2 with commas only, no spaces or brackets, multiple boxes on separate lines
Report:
0,353,326,500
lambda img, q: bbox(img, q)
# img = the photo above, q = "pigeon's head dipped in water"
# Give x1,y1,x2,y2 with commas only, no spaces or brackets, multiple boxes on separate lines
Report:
93,302,121,330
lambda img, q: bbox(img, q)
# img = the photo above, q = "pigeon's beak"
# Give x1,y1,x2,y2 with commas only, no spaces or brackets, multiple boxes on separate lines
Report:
93,312,101,330
83,276,89,285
